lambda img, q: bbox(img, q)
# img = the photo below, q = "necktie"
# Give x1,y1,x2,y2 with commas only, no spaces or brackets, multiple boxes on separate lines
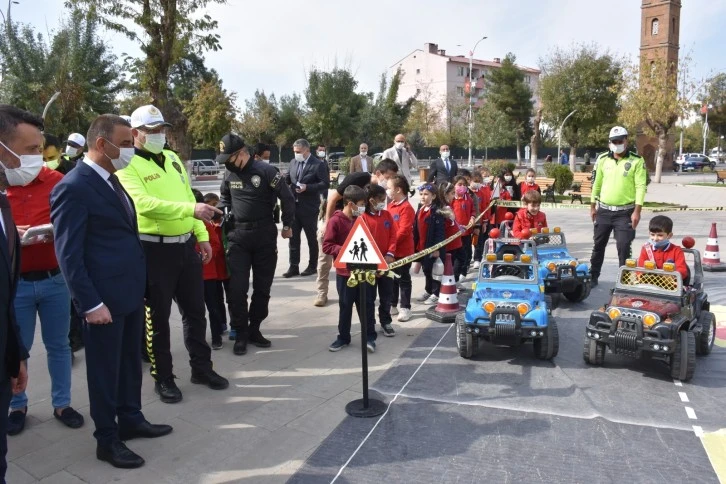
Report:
445,159,450,173
297,161,305,180
108,174,135,224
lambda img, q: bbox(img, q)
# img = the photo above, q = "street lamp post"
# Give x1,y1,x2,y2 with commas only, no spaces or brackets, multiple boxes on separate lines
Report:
703,103,713,155
557,110,577,169
468,36,487,165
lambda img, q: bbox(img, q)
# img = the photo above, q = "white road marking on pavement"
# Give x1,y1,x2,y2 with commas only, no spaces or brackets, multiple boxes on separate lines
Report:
692,425,704,437
685,407,698,420
331,325,454,484
678,392,690,403
674,380,683,387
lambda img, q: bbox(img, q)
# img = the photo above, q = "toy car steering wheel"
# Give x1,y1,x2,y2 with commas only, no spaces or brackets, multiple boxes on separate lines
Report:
492,264,525,279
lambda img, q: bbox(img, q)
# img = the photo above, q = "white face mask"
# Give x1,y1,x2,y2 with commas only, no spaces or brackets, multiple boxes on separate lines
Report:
441,151,450,159
317,150,326,158
353,205,365,217
526,177,535,183
394,141,405,150
65,146,80,157
294,152,305,162
0,140,43,186
142,133,166,154
504,175,513,182
360,151,367,157
374,202,386,211
259,158,270,164
609,142,626,155
103,139,135,171
378,177,389,189
470,183,480,190
483,177,492,184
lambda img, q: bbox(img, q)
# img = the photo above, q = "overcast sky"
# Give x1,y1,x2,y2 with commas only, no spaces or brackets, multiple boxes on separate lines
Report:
7,0,726,109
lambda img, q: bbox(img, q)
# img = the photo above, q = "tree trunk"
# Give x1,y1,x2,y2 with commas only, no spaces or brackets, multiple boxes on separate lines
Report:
569,146,577,173
516,137,521,164
654,130,668,184
530,108,542,170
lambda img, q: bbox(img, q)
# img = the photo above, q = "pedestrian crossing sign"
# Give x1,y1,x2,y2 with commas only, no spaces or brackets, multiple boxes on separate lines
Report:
334,217,388,270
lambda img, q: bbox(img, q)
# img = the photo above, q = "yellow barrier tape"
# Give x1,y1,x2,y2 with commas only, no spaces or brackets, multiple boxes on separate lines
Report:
347,269,377,288
494,200,726,212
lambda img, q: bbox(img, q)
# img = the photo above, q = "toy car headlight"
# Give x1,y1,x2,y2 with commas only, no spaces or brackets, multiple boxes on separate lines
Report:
530,228,538,234
625,259,636,268
569,260,577,267
547,262,556,272
662,262,675,272
503,254,515,262
541,227,549,234
644,261,656,270
520,254,532,263
608,308,621,320
517,303,530,315
643,313,658,327
553,227,561,233
486,253,497,262
483,301,496,313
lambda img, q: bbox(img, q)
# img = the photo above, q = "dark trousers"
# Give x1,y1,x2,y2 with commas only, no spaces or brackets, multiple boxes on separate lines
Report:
391,262,412,309
461,235,473,269
227,224,277,338
590,208,636,279
204,280,227,342
473,228,489,261
143,238,212,381
289,210,318,268
0,379,11,481
376,275,393,326
336,274,376,343
423,266,441,296
84,306,145,447
451,247,467,282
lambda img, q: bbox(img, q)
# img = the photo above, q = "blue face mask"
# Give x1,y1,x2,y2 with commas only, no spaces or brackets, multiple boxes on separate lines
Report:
649,239,670,249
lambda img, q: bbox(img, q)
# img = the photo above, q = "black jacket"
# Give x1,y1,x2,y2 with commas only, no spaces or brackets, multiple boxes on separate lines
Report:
285,155,329,216
427,158,458,185
413,204,446,270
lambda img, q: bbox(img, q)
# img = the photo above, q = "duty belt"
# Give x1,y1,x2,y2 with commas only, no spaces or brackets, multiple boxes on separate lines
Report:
598,202,635,212
234,220,274,230
139,233,193,244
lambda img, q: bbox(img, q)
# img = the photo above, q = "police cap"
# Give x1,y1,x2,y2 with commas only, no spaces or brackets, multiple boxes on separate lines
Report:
216,133,246,164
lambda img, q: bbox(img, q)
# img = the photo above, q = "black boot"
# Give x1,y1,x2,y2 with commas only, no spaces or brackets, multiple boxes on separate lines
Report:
300,265,317,277
282,265,299,278
233,335,247,355
248,330,271,348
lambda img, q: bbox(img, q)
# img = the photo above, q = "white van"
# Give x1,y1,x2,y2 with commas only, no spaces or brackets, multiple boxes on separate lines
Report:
710,148,724,163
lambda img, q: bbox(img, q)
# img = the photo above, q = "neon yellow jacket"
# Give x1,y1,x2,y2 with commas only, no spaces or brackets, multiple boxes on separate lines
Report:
116,149,208,242
591,151,647,206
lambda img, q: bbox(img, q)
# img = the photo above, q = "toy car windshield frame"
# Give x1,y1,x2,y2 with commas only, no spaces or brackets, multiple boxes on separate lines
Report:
615,267,682,296
478,260,540,284
531,232,566,248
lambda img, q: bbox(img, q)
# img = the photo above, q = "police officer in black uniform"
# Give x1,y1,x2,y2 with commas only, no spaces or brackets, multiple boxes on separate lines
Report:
216,134,296,356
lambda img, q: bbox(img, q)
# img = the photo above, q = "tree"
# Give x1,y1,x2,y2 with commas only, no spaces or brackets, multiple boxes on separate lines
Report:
704,73,726,140
274,94,305,162
538,44,622,171
67,0,227,159
485,53,534,161
472,101,516,158
681,120,718,152
0,9,122,136
404,82,442,145
184,75,236,149
357,69,414,149
303,67,367,147
619,58,693,183
236,90,277,145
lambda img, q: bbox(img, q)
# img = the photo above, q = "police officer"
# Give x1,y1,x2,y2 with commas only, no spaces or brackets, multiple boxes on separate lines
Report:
117,105,229,404
57,132,85,175
590,126,647,287
216,134,295,356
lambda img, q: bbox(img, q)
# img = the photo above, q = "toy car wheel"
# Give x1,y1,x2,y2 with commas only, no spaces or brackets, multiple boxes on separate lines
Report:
696,311,716,356
563,282,591,303
670,331,696,382
533,318,559,360
455,313,476,359
545,294,559,311
582,334,605,365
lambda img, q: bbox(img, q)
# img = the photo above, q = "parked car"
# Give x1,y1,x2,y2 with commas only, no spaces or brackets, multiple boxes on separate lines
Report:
191,159,219,175
709,148,725,163
680,154,716,171
326,152,346,170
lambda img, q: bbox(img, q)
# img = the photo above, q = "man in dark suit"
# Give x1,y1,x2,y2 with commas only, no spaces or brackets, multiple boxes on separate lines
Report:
427,144,458,185
0,104,33,482
283,138,329,278
51,114,172,469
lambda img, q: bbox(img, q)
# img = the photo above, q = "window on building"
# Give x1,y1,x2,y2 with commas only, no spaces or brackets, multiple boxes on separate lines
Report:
525,75,531,85
652,18,659,36
457,66,465,77
456,86,464,97
416,68,420,75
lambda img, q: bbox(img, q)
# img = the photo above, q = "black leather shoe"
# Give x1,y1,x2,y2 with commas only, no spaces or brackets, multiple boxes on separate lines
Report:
300,266,317,277
53,407,84,429
154,376,182,403
190,370,229,390
282,265,299,278
97,441,145,469
119,420,173,441
248,331,271,348
233,337,247,355
7,408,26,436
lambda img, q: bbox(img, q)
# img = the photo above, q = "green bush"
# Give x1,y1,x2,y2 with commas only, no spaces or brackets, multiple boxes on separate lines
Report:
547,165,574,194
338,157,351,176
484,159,517,178
542,162,559,178
703,166,713,173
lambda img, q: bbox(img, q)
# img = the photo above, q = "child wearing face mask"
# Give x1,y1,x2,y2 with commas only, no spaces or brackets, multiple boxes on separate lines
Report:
322,185,375,352
450,176,475,281
413,184,446,305
361,184,397,344
438,183,467,283
386,176,415,322
512,190,548,239
470,171,492,269
637,215,688,281
520,168,541,197
490,172,513,229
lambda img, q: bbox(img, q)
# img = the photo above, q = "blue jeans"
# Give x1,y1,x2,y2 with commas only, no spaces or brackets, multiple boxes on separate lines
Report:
11,273,72,410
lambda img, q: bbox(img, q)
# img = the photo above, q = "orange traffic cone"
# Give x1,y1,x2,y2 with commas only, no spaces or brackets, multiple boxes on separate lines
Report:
703,223,726,272
426,253,461,323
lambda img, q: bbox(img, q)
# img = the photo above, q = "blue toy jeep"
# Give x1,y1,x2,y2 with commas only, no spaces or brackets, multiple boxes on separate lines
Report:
530,228,591,303
456,251,559,360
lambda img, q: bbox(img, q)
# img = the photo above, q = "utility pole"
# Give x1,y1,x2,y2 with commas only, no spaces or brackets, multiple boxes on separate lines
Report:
467,36,487,165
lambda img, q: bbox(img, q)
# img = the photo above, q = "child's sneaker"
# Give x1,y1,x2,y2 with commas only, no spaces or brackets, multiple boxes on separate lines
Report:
389,306,399,315
366,340,376,353
472,261,481,269
425,294,439,305
418,292,432,302
228,329,237,341
329,338,349,352
397,308,412,322
211,339,223,350
382,324,395,337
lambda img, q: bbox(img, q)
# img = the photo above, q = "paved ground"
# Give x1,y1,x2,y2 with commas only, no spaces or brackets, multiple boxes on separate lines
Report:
7,178,726,483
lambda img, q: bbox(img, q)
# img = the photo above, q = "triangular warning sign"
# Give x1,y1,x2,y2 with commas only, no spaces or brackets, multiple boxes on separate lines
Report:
334,217,388,270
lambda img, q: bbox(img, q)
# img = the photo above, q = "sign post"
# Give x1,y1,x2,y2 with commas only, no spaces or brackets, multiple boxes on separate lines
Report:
334,217,388,418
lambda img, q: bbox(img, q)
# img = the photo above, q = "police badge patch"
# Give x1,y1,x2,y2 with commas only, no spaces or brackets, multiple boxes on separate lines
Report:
251,175,261,188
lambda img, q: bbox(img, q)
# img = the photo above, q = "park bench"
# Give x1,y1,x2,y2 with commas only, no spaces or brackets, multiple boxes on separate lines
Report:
534,177,556,203
570,172,593,204
716,169,726,184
